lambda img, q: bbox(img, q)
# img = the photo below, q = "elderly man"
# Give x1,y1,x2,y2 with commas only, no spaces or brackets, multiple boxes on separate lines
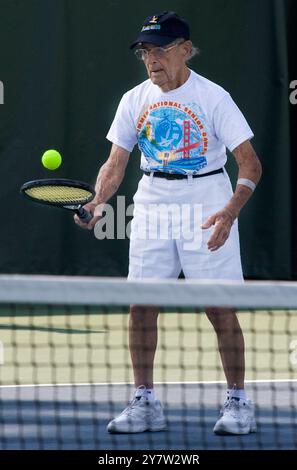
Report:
75,11,262,435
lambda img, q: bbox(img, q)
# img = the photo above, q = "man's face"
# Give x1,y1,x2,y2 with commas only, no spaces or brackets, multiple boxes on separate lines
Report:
139,40,192,89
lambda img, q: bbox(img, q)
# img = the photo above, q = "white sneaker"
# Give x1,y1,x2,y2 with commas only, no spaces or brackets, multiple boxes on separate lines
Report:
107,396,167,433
213,397,257,435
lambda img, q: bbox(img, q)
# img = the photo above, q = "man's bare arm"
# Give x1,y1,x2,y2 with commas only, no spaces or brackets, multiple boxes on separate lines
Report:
224,140,262,219
202,140,262,251
74,143,130,229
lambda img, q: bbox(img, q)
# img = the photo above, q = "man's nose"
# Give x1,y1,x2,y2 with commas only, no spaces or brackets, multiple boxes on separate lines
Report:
147,57,158,67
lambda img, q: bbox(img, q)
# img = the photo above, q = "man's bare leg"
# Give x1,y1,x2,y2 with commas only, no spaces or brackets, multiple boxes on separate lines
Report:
129,305,159,388
205,307,245,388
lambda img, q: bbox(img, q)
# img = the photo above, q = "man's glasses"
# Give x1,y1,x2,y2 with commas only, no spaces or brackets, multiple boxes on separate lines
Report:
134,40,184,61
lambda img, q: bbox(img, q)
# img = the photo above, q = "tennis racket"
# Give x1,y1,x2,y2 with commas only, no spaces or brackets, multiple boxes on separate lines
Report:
20,178,95,223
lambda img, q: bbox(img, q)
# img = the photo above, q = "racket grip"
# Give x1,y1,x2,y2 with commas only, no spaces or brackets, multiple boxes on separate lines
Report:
77,207,93,223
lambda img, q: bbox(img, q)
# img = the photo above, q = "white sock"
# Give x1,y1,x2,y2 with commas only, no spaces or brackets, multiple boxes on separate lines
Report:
227,388,247,400
134,385,146,399
134,386,155,402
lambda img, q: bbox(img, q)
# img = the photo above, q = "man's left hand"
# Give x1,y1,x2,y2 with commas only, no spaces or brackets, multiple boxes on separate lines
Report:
201,208,235,252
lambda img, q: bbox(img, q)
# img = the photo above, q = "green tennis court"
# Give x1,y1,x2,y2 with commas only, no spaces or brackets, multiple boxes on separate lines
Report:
1,308,296,385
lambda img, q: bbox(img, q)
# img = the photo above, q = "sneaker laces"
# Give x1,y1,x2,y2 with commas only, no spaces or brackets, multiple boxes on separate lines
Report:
222,397,241,419
120,396,148,418
119,386,149,417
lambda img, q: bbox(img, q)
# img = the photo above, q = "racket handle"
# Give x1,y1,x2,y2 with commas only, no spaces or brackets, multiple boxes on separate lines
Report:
76,207,93,223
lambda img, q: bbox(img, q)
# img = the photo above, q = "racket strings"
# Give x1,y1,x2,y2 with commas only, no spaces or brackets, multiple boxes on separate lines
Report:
24,186,93,204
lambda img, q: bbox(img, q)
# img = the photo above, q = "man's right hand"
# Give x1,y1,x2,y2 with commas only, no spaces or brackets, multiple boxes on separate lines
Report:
74,202,104,230
74,144,130,231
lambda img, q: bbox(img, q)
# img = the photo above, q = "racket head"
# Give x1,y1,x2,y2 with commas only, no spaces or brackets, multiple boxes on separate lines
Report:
20,178,95,209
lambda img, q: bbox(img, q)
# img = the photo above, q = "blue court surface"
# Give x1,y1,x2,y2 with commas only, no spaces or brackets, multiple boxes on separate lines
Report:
0,382,296,450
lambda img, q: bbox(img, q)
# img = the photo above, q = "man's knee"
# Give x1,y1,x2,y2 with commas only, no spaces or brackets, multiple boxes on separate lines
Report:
205,307,239,331
130,305,159,322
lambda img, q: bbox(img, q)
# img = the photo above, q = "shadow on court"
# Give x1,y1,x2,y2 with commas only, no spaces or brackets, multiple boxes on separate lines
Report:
0,323,104,334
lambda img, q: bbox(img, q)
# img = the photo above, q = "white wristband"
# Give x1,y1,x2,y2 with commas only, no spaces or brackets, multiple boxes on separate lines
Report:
237,178,256,192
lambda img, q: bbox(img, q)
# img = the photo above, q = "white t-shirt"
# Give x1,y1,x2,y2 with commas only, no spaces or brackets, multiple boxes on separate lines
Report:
106,69,254,175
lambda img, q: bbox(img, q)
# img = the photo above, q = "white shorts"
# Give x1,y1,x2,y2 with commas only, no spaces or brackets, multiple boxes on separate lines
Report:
128,171,243,281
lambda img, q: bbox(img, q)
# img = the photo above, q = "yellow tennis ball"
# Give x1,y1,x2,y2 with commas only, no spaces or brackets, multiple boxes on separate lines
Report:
41,150,62,170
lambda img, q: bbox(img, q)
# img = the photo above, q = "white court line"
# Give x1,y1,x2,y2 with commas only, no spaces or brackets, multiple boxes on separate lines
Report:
1,379,297,389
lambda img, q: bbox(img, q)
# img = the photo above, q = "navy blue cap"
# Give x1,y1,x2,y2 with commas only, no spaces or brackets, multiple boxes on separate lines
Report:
130,11,190,49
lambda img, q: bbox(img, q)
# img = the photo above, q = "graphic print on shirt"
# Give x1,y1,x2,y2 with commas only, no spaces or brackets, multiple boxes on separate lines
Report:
137,101,208,174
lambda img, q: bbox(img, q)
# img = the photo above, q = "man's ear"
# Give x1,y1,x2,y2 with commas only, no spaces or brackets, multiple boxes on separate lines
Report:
182,40,193,59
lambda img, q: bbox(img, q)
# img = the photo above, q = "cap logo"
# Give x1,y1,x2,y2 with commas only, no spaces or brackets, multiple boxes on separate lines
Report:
141,24,161,32
149,16,159,24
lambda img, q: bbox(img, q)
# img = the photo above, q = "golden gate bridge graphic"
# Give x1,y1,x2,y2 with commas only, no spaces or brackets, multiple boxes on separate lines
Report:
154,119,202,166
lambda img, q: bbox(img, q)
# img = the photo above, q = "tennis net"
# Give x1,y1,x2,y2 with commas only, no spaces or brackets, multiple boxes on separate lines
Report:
0,275,296,450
